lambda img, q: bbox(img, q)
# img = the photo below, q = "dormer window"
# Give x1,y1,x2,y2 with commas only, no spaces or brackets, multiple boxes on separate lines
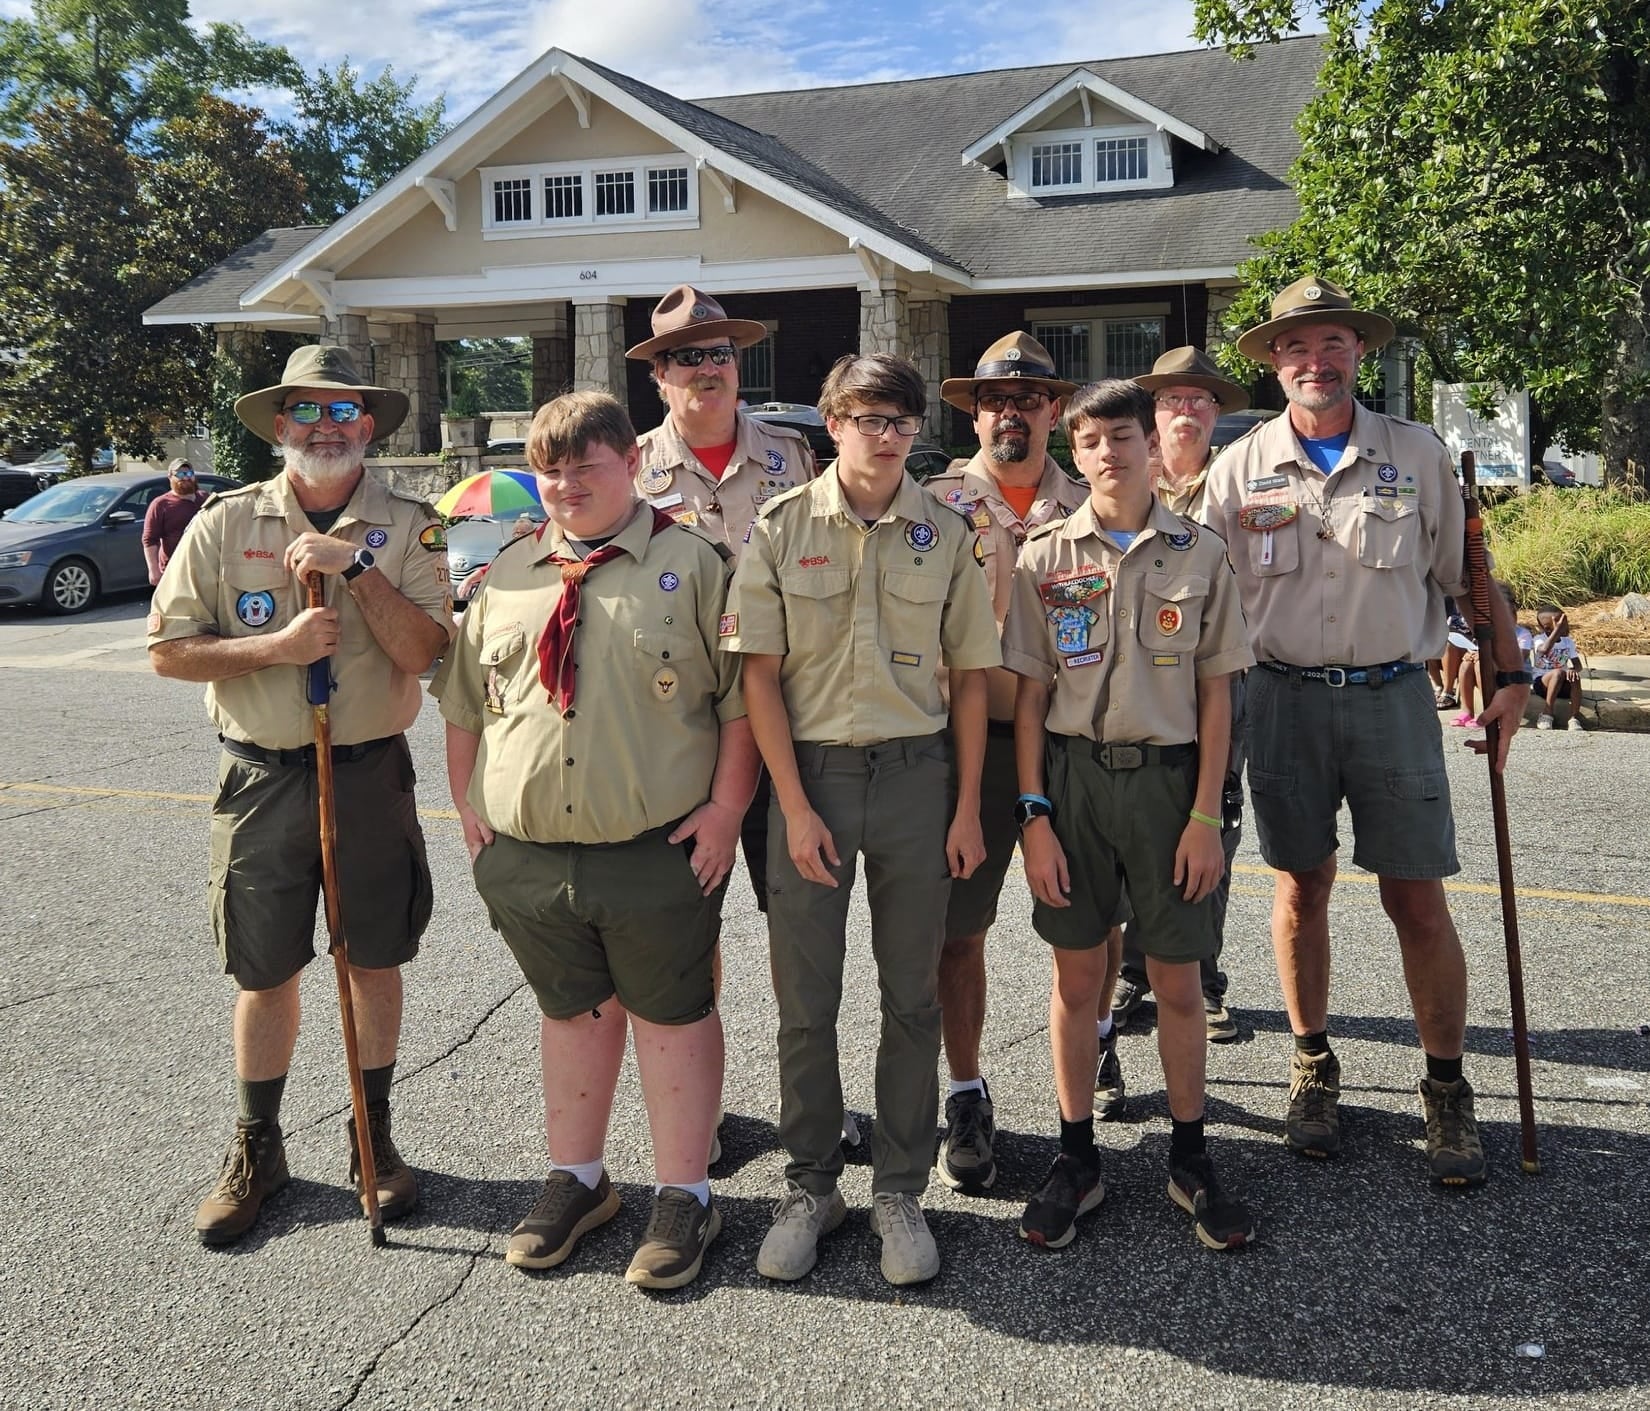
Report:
481,154,699,238
1022,125,1166,195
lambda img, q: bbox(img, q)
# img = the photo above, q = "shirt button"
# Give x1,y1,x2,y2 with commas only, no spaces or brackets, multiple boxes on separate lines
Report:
661,650,671,660
565,758,574,766
1328,616,1337,624
565,804,573,813
1327,571,1337,579
564,708,576,720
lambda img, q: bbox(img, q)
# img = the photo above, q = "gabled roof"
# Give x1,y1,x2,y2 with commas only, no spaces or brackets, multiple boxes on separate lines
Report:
144,227,327,324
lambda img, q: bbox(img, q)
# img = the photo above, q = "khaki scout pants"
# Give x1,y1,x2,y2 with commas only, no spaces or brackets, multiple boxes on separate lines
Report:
767,734,953,1197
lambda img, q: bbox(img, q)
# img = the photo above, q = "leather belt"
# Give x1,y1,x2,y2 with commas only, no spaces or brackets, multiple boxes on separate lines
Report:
1053,738,1196,770
1256,660,1426,688
220,734,395,767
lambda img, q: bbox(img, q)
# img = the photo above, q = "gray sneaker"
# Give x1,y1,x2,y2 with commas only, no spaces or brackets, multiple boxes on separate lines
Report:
1286,1049,1342,1159
936,1085,996,1191
869,1192,940,1285
625,1188,721,1289
1095,1032,1127,1120
506,1170,620,1270
1204,995,1239,1044
756,1181,847,1281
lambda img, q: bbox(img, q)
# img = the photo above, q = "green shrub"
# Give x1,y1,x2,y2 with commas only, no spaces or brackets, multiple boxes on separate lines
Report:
1485,485,1650,605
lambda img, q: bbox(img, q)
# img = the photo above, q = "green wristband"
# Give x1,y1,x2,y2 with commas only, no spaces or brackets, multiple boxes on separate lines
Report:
1188,808,1221,829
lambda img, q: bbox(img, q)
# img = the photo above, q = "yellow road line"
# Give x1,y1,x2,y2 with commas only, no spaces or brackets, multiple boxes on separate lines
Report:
0,779,461,820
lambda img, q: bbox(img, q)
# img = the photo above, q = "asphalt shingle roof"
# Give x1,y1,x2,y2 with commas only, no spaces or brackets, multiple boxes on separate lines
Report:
145,226,327,320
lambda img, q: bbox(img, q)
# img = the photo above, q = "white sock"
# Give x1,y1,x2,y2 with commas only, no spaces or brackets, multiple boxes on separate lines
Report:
659,1180,711,1206
549,1157,605,1190
948,1077,986,1098
1097,1015,1115,1041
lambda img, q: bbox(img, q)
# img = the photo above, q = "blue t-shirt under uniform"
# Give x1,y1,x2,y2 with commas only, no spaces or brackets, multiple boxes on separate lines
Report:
1299,432,1351,476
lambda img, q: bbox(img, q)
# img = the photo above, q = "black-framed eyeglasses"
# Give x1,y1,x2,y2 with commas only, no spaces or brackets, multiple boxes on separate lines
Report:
661,344,738,368
975,391,1050,414
846,413,923,437
283,400,365,425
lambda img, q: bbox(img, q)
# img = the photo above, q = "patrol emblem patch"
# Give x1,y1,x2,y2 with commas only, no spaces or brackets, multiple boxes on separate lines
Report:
659,572,680,592
1047,604,1100,656
365,528,388,549
905,521,938,552
236,590,276,628
1237,503,1299,532
640,465,674,496
1157,604,1183,636
1039,571,1110,607
1377,464,1399,483
718,613,738,637
1166,529,1197,550
418,524,446,552
891,650,922,668
766,449,785,473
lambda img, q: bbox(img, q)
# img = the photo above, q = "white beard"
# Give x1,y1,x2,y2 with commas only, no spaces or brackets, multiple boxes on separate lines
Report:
283,440,362,494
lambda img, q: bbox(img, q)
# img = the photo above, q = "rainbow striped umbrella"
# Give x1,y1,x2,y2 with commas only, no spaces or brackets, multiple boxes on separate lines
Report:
435,470,541,519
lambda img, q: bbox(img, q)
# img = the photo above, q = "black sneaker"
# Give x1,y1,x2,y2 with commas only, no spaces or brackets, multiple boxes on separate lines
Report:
1094,1032,1127,1119
194,1120,289,1246
1167,1152,1253,1251
1110,975,1151,1027
625,1188,721,1289
1019,1152,1105,1249
936,1085,996,1191
506,1170,621,1270
1419,1076,1488,1187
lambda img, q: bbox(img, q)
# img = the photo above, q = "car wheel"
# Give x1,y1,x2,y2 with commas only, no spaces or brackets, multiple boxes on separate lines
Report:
44,557,99,614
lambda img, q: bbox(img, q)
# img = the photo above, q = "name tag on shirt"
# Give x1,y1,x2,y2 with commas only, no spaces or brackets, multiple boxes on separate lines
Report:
1247,474,1289,492
649,491,685,510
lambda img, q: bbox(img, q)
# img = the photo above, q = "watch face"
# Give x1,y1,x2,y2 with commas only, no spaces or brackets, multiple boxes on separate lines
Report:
357,549,375,568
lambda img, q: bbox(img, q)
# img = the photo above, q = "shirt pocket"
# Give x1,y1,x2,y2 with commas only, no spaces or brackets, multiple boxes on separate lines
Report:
223,564,293,638
880,567,949,664
779,566,852,645
632,626,707,709
1139,572,1207,652
1238,501,1301,578
479,623,528,715
1357,497,1418,569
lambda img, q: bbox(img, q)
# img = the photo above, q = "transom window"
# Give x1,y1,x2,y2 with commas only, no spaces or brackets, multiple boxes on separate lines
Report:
482,154,699,236
1033,315,1165,380
1022,125,1163,195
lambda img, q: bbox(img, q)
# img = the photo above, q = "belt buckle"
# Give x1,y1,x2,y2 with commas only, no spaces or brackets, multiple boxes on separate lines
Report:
1102,744,1143,769
1322,666,1349,688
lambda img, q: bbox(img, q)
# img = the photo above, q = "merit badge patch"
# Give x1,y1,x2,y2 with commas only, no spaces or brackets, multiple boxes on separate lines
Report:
1156,604,1183,636
652,666,680,702
1151,653,1181,667
1047,604,1101,656
236,590,276,628
418,524,445,552
1165,529,1197,550
365,528,388,549
1063,650,1103,669
1039,570,1110,608
658,572,680,592
718,612,738,637
905,521,938,552
766,449,786,474
1377,463,1399,483
890,650,922,668
640,464,674,497
1237,502,1299,532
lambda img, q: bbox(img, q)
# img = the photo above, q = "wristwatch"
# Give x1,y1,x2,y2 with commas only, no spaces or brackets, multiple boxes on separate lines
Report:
342,548,375,582
1494,669,1532,688
1013,795,1053,828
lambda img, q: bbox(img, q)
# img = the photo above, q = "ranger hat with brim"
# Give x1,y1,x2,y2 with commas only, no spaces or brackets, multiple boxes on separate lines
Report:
233,344,409,446
1134,345,1250,412
940,331,1079,412
626,284,768,360
1235,276,1396,363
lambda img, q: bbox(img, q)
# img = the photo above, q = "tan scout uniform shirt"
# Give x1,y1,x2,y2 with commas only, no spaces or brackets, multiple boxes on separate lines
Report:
1201,404,1467,667
635,411,815,560
722,468,1001,746
1155,461,1214,520
1002,499,1253,745
431,504,743,846
148,472,451,749
924,452,1087,720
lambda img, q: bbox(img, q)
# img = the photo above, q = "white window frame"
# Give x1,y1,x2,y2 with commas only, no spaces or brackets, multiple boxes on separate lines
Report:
1017,124,1171,196
480,153,700,239
1028,304,1169,381
738,321,779,405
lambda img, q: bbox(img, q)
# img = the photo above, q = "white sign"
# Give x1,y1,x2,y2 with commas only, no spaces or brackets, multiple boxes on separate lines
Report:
1434,383,1530,486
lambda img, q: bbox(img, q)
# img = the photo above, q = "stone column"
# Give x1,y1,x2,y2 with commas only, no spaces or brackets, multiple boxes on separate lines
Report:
909,294,950,442
573,299,628,404
380,315,439,453
531,304,573,409
859,285,910,358
320,312,372,378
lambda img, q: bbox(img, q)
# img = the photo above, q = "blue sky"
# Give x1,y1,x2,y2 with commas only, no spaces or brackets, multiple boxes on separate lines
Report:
3,0,1228,124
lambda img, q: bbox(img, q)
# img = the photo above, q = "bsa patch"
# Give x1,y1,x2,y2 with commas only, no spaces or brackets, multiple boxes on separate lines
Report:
1165,529,1197,550
718,613,738,637
1377,463,1399,483
418,524,446,552
1039,570,1110,607
890,650,922,668
1157,604,1183,636
659,572,680,592
1047,604,1100,656
905,521,938,552
640,465,674,496
365,528,388,549
652,666,680,702
1237,503,1299,532
1063,650,1103,669
236,590,276,628
146,610,162,634
1151,654,1181,667
766,449,785,474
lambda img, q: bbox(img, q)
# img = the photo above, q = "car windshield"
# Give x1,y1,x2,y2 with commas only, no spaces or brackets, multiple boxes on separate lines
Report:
8,481,122,522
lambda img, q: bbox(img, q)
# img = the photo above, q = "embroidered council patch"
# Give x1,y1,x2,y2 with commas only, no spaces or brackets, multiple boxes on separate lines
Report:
718,613,738,637
1237,503,1299,532
365,528,388,549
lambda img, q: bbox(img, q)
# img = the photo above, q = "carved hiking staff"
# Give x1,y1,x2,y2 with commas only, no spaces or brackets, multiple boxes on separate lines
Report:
307,573,388,1242
1459,451,1540,1174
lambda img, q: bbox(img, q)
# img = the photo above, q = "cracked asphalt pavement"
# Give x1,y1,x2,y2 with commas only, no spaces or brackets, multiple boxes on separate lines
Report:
2,596,1647,1410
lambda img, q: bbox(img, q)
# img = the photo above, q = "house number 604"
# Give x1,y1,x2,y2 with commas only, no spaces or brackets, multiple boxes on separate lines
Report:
578,269,598,280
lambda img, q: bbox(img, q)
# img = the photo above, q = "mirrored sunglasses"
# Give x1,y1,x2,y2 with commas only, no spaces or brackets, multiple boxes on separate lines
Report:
283,400,365,425
661,344,738,368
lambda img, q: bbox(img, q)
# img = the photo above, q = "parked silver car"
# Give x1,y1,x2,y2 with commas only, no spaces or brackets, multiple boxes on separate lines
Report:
0,470,239,613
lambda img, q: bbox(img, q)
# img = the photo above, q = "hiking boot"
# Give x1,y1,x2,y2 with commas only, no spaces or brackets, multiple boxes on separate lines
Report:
347,1105,418,1221
1095,1032,1127,1120
506,1170,621,1269
1110,975,1151,1027
1019,1151,1105,1249
625,1188,721,1290
1285,1048,1342,1158
756,1181,847,1281
1419,1076,1488,1187
1204,995,1239,1044
869,1192,940,1285
195,1120,289,1246
936,1085,996,1191
1168,1151,1254,1250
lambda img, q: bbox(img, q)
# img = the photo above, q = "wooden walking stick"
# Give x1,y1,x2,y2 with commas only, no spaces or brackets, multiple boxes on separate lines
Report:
307,573,388,1242
1458,451,1540,1174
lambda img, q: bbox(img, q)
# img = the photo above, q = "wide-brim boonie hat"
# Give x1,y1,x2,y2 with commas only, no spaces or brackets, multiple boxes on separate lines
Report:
1235,276,1396,362
234,344,408,446
1134,346,1250,412
940,331,1079,412
626,285,768,360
